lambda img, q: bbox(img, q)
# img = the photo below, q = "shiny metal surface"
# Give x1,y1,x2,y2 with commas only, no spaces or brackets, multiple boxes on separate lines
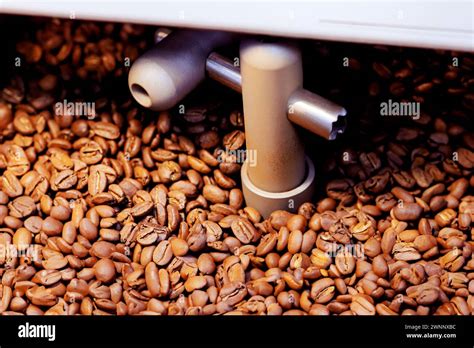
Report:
288,89,347,140
206,52,242,93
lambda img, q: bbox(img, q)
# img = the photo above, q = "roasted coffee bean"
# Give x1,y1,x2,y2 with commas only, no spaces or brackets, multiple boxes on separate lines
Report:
170,238,189,256
326,179,354,205
310,278,335,304
79,141,104,164
51,170,77,191
351,294,375,315
223,130,245,151
90,122,120,140
4,144,30,175
93,258,116,283
219,282,247,306
231,218,257,244
42,217,63,236
335,250,356,275
8,196,36,218
392,171,416,189
153,240,173,266
393,202,423,221
1,170,23,197
13,228,32,251
88,169,106,196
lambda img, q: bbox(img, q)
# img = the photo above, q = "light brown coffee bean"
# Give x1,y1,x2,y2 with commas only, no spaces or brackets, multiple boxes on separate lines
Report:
170,238,189,256
203,184,228,204
93,258,115,283
79,141,104,164
218,282,247,306
231,218,257,244
153,240,173,266
90,121,120,140
13,228,32,251
43,255,68,270
79,218,98,241
51,170,77,191
197,254,216,274
1,171,23,197
145,262,160,297
42,217,63,236
310,278,335,304
8,196,35,218
185,276,207,292
88,168,107,196
335,250,356,275
288,230,303,254
351,294,375,315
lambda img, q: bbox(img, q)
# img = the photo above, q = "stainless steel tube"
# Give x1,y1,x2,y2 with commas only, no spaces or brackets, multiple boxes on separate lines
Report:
288,89,347,140
206,53,241,93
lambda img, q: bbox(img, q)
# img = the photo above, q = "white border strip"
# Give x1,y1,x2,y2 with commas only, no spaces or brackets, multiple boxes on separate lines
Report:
1,0,473,51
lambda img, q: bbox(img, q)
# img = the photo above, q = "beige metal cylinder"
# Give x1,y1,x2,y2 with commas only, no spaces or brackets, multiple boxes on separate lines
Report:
240,40,305,192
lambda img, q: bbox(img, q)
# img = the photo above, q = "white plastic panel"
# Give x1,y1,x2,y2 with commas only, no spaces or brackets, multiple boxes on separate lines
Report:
1,0,473,51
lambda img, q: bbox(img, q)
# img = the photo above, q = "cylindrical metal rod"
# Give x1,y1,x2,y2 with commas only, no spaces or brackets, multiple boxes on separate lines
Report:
206,53,242,93
288,89,347,140
204,52,346,140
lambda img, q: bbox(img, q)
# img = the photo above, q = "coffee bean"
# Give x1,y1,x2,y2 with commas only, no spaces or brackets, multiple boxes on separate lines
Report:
153,240,173,266
351,294,375,315
256,233,278,256
231,218,257,244
310,278,335,304
170,238,189,256
335,250,356,275
392,171,416,189
42,217,63,236
33,270,62,286
393,202,423,221
219,282,247,306
90,121,120,140
145,262,160,297
8,196,35,218
93,258,116,283
203,184,228,204
156,161,181,183
326,179,354,205
13,228,32,251
79,141,104,164
42,255,68,270
223,130,245,150
79,218,98,241
27,286,57,307
1,170,23,197
51,170,77,191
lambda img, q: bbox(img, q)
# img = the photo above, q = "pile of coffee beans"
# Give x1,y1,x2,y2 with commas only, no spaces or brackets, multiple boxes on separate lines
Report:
0,17,472,315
